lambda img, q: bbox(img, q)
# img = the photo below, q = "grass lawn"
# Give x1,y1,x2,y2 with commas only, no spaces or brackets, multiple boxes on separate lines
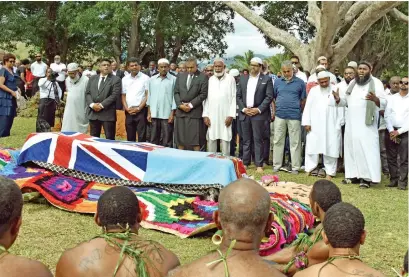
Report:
0,117,407,275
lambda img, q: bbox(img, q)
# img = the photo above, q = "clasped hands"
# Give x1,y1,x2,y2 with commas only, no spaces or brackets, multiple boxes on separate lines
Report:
92,103,103,112
179,102,192,113
243,108,260,116
127,106,140,115
390,130,400,144
203,116,233,127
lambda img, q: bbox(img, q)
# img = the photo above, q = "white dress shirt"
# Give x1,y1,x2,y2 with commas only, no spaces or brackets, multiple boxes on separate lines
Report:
385,92,409,134
296,71,308,83
30,62,48,77
122,72,150,107
50,62,67,82
38,77,62,100
246,73,259,108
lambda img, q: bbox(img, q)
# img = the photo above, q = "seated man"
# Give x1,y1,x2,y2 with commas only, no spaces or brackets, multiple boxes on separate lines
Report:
0,176,53,277
265,180,342,275
294,202,385,277
56,186,180,277
401,250,408,276
169,178,285,277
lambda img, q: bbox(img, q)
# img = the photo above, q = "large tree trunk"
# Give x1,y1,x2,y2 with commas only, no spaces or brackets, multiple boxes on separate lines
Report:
112,32,122,63
127,2,142,60
170,36,184,63
45,2,59,63
155,29,165,60
60,27,69,63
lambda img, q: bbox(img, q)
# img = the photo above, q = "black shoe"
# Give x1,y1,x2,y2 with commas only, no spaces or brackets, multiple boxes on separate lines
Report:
263,160,271,166
359,179,371,189
342,178,359,184
398,186,407,190
386,182,398,188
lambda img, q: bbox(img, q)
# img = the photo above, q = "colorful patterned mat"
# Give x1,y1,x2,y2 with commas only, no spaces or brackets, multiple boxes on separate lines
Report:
1,148,314,254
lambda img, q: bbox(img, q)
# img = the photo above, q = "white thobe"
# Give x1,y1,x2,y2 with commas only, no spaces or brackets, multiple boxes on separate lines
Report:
334,77,386,182
62,75,89,133
203,74,236,142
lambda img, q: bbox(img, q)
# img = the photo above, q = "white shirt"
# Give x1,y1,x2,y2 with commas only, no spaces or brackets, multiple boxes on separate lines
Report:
246,73,259,108
378,90,393,130
50,62,67,82
31,62,48,77
122,72,150,107
296,71,307,83
38,77,62,100
83,69,97,78
385,92,409,135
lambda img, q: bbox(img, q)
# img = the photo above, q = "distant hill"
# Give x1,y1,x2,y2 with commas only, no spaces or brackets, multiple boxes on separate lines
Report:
199,53,269,69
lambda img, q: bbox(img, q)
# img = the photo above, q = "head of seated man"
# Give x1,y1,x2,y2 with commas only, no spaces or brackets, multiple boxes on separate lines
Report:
264,180,342,273
294,202,385,277
55,186,180,277
169,178,286,277
0,176,52,277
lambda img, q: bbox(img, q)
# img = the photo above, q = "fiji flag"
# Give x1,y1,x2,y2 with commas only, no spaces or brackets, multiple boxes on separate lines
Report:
18,132,162,182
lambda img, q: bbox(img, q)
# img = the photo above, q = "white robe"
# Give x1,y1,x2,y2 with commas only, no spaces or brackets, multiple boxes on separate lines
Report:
62,75,89,133
334,77,385,182
302,85,341,158
203,74,236,141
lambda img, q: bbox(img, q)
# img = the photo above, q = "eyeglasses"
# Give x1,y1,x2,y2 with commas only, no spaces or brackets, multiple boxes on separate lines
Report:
400,81,409,85
8,60,15,63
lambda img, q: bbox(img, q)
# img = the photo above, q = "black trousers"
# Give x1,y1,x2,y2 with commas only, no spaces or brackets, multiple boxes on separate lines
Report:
263,119,270,162
89,120,116,140
151,118,173,147
241,117,264,167
38,98,57,127
58,81,66,101
385,130,408,188
230,119,238,156
125,108,147,142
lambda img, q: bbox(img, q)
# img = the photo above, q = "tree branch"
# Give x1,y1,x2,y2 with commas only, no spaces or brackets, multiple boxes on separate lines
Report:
314,1,339,58
389,8,408,23
344,1,372,24
338,2,354,20
225,1,303,54
307,1,320,29
333,1,401,64
138,45,151,62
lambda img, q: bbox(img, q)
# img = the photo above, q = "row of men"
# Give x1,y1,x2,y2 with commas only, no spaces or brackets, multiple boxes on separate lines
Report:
1,176,405,277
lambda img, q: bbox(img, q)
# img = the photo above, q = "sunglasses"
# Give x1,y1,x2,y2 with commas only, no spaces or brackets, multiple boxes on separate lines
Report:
400,81,409,85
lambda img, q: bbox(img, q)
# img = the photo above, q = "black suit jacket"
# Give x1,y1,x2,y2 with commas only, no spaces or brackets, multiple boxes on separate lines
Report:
237,73,274,121
113,70,126,110
174,70,208,119
85,73,122,122
143,69,158,77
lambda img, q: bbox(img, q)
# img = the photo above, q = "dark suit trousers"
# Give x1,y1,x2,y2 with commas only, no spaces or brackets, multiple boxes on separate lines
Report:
241,117,264,167
151,118,173,147
385,130,408,188
125,108,147,142
263,120,270,162
230,119,238,156
89,120,116,140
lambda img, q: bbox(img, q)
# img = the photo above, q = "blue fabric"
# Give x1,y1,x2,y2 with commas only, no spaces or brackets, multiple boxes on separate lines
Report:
144,147,238,186
273,77,306,120
0,68,17,117
147,73,177,119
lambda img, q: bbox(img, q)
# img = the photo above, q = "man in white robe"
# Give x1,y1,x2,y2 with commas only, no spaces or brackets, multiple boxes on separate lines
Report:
332,61,386,188
302,71,341,179
202,58,236,156
61,63,89,133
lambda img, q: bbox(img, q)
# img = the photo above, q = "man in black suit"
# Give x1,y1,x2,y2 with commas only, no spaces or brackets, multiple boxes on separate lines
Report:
237,57,274,173
143,61,158,77
85,58,121,140
174,57,208,151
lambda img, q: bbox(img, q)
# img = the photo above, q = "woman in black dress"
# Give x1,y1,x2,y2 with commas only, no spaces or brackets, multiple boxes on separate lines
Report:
0,53,18,137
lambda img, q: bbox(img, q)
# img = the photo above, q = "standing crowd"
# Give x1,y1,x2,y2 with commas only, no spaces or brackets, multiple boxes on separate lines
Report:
0,52,408,190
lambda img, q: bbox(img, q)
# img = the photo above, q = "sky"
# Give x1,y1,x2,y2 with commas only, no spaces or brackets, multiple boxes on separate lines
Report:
224,13,282,57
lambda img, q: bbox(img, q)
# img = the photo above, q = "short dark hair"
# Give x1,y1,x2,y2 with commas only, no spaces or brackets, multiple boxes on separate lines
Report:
291,55,300,61
344,66,356,72
323,202,365,248
404,250,408,273
126,57,139,67
311,180,342,212
21,59,30,65
0,177,23,237
243,69,249,73
185,56,197,65
99,58,112,65
3,53,16,64
97,186,140,229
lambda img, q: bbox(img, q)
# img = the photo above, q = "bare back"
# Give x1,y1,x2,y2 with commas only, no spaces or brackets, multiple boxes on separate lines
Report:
0,254,53,277
169,251,286,277
56,237,180,277
294,259,385,277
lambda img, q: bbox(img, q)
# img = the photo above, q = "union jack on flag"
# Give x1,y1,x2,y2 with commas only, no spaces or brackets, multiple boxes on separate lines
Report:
18,132,163,181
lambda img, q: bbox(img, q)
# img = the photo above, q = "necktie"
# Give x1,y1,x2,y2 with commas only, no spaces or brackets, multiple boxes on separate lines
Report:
187,74,192,90
99,77,105,91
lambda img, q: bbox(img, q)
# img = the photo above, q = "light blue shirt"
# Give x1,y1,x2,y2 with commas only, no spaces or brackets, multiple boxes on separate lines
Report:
148,73,177,119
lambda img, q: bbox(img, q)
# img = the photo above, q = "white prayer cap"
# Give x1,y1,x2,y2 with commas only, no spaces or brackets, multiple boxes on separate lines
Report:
67,63,79,72
317,71,330,79
348,61,358,68
250,57,263,65
317,56,327,62
157,58,169,65
315,65,326,70
230,68,240,77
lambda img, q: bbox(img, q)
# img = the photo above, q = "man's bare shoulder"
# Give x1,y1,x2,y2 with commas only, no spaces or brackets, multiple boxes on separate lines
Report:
0,255,52,277
166,253,218,277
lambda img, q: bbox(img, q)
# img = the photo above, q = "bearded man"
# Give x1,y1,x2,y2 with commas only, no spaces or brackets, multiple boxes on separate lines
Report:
333,61,386,188
203,58,236,155
61,63,89,133
302,71,342,179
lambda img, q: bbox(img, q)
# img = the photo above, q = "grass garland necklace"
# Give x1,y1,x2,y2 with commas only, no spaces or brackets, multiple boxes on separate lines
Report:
206,239,237,277
317,255,362,277
0,245,7,260
94,224,161,277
